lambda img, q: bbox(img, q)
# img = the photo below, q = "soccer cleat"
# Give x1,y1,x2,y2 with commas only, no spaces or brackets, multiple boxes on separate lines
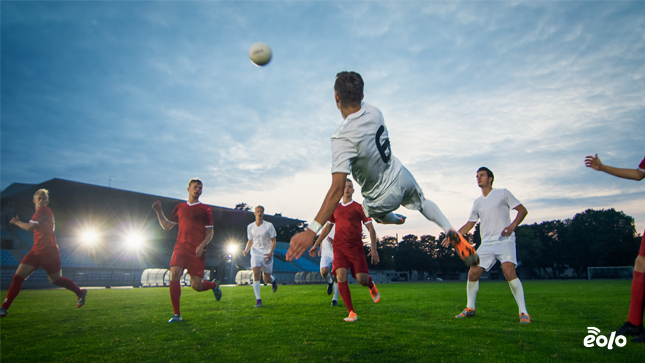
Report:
447,230,479,266
455,307,476,318
616,321,644,337
519,313,531,324
272,279,278,293
212,279,222,301
331,300,338,307
77,289,88,308
631,332,645,343
0,307,7,318
254,299,262,308
344,311,358,322
327,281,334,295
369,283,380,303
374,214,407,225
168,314,182,323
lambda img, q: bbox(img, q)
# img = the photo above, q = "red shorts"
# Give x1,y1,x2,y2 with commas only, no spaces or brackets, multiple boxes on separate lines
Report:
21,246,61,275
639,231,645,257
332,244,369,279
169,244,205,278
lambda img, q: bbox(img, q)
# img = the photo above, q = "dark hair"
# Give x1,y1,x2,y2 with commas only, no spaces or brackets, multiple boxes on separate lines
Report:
346,178,353,185
477,167,494,183
334,71,364,107
188,178,203,187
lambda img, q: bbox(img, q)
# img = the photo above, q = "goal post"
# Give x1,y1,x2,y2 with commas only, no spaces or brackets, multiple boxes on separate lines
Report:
587,266,634,280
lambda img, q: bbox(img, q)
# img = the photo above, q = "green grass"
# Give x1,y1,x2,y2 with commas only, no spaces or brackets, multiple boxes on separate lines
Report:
1,280,643,362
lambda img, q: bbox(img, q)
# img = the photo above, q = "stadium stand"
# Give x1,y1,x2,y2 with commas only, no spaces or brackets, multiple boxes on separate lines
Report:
1,250,19,266
275,248,319,271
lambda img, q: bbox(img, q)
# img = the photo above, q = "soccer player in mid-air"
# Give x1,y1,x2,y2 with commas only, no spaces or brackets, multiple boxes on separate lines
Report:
287,71,477,266
1,189,87,318
152,178,222,323
310,225,340,306
441,167,530,324
585,154,645,343
310,178,380,322
243,205,278,308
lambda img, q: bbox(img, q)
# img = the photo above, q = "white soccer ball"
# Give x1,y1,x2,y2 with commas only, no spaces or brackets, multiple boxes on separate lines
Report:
249,42,272,66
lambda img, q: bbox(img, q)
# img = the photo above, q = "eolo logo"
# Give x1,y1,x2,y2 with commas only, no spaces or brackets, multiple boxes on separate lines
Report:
583,327,627,349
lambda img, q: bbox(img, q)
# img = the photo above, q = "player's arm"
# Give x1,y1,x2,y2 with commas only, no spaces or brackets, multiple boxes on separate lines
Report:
310,223,333,257
9,216,37,232
502,204,528,237
195,228,214,257
441,221,476,248
585,154,645,181
287,172,347,260
265,237,277,261
152,201,175,231
365,222,380,265
243,239,253,256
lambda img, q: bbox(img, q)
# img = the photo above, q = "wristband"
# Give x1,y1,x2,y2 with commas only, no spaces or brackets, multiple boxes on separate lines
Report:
307,220,323,234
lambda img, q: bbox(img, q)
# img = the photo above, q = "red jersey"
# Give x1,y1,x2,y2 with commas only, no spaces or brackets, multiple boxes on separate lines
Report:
638,156,645,172
30,206,57,252
329,200,372,249
170,202,214,249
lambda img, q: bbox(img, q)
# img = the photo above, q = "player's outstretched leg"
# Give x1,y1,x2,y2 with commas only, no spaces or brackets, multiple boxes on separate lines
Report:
1,274,26,317
77,289,88,308
270,275,278,293
169,279,182,322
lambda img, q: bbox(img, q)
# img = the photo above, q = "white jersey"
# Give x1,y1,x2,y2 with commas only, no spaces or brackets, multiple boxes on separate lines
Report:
321,224,335,258
247,221,277,255
331,103,403,200
468,188,522,244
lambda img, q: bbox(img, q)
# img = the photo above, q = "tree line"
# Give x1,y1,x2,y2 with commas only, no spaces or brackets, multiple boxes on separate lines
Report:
277,208,641,278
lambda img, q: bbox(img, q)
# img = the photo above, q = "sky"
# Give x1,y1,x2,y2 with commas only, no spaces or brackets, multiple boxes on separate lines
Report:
1,1,644,241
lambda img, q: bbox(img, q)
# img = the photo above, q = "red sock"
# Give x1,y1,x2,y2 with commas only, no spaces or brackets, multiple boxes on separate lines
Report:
2,275,25,310
196,280,217,292
368,276,374,289
170,281,181,315
627,271,645,326
338,281,354,314
53,277,82,296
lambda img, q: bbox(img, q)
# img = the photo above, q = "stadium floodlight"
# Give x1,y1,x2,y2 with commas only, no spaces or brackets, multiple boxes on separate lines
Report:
227,243,239,255
80,229,99,246
124,231,146,251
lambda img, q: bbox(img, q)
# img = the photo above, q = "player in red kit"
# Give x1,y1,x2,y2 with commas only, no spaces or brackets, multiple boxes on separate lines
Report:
585,154,645,343
1,189,86,318
152,178,222,323
313,179,380,322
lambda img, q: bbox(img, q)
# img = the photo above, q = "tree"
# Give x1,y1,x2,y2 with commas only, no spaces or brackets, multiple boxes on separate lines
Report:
565,208,639,276
367,236,397,270
276,222,307,242
394,234,436,273
234,203,251,211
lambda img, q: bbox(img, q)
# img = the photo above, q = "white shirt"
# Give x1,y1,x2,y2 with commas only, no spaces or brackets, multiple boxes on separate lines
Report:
321,224,335,257
468,188,522,244
247,221,277,255
331,103,403,200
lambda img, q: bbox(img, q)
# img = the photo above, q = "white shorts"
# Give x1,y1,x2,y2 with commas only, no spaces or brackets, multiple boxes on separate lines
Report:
251,253,274,273
476,240,517,271
320,252,334,270
362,166,425,219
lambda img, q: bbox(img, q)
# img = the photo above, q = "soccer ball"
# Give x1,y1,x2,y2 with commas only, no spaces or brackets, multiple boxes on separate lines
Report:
249,42,272,66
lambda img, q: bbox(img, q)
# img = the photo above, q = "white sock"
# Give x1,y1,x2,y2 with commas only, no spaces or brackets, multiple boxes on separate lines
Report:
508,278,527,315
253,280,261,300
324,274,333,284
270,275,275,283
467,280,479,309
333,282,339,301
420,199,453,232
378,212,404,224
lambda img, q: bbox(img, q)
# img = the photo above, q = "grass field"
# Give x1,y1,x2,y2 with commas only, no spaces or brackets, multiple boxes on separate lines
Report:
1,280,643,362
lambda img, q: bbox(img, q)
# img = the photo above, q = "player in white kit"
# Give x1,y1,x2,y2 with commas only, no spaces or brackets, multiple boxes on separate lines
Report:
310,225,340,306
243,206,278,308
442,167,530,323
287,71,477,266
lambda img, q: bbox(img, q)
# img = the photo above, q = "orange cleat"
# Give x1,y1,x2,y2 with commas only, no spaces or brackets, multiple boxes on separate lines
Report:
520,313,531,324
455,307,476,318
344,311,358,322
369,283,380,303
447,230,479,266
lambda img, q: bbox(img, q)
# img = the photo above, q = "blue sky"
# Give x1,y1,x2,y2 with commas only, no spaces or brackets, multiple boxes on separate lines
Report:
2,1,644,239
